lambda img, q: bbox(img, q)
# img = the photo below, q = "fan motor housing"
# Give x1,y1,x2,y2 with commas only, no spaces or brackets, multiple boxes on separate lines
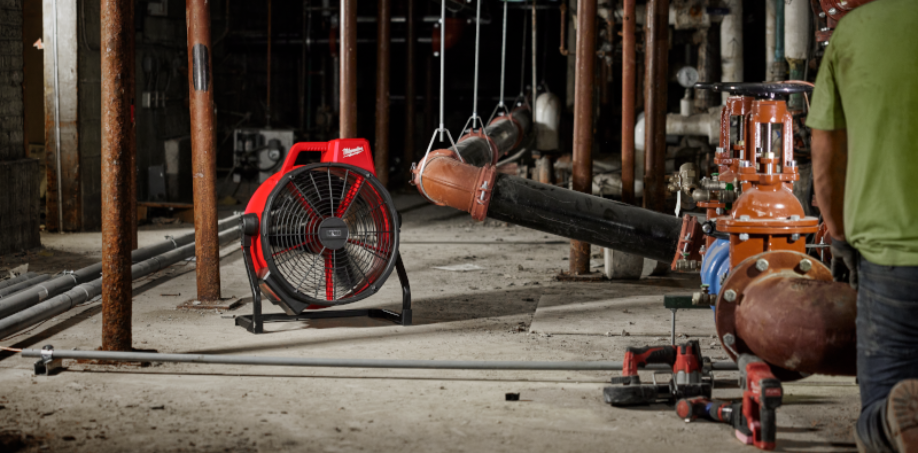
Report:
243,139,400,313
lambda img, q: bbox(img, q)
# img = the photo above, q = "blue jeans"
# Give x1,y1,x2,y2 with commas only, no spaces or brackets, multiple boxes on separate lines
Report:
856,257,918,452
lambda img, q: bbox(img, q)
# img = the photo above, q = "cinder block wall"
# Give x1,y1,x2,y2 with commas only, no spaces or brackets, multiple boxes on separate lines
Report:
0,0,41,254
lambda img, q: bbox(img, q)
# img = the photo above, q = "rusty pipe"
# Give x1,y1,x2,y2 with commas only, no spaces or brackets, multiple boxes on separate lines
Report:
559,2,569,56
621,0,636,205
267,0,273,126
101,0,135,352
340,0,358,138
405,0,416,167
127,0,137,250
186,0,222,302
374,0,391,186
736,275,857,376
643,0,669,213
571,0,598,275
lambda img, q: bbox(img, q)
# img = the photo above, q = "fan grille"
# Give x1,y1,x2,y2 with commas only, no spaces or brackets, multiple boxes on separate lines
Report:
262,164,396,304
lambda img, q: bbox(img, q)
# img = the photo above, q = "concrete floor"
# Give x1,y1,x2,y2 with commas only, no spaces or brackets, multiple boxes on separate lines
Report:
0,192,860,452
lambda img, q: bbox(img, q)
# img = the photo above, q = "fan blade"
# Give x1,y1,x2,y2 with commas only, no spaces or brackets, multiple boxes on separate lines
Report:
333,248,367,296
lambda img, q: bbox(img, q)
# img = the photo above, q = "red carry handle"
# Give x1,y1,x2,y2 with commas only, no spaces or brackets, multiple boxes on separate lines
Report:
280,142,328,174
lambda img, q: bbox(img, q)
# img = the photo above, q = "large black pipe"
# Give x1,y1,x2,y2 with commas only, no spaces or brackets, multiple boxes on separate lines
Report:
453,108,531,167
487,175,682,263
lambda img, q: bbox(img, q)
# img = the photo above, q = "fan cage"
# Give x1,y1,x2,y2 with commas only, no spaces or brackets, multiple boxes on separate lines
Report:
261,163,398,306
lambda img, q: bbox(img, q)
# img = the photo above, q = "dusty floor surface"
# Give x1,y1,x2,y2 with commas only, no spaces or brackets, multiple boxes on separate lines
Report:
0,192,860,453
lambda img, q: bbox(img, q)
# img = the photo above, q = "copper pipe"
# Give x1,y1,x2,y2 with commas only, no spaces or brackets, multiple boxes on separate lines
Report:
186,0,221,302
340,0,358,138
374,0,391,186
570,0,598,275
100,0,135,351
621,0,636,205
127,0,137,250
643,0,669,212
266,0,273,126
559,2,569,56
405,0,416,167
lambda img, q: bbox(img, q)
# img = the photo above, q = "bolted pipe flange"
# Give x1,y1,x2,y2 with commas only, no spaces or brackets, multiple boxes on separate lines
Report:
755,259,769,272
723,289,737,302
799,259,813,273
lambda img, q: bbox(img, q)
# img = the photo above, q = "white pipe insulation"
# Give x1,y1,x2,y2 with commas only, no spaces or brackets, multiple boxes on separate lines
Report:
535,92,561,151
766,0,777,81
784,0,810,62
720,0,743,103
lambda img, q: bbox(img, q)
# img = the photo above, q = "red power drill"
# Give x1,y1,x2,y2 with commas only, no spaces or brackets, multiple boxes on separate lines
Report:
604,340,711,406
674,355,783,451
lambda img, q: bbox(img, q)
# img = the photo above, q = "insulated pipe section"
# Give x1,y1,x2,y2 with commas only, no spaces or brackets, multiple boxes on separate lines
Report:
0,214,241,321
0,227,241,340
0,273,40,291
487,175,682,263
0,275,51,299
20,348,740,371
455,107,532,167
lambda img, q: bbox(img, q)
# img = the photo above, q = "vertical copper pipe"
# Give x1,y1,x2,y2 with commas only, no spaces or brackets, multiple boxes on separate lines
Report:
127,0,138,250
404,0,416,167
643,0,669,213
186,0,221,302
266,0,273,126
100,0,134,351
621,0,636,205
374,0,391,186
340,0,358,138
570,0,598,275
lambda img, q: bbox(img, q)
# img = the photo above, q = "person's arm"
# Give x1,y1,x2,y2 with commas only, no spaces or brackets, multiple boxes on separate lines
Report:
810,128,848,241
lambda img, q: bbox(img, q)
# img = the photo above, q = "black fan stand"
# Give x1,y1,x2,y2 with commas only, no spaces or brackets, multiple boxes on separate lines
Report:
235,216,412,334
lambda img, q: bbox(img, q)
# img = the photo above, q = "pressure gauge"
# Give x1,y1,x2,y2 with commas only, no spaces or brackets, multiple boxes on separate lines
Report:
677,66,700,88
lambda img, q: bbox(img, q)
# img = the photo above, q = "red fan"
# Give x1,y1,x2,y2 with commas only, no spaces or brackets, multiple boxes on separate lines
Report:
236,139,410,333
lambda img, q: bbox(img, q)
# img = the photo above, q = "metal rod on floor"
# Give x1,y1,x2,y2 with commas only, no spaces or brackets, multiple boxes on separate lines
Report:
340,0,358,138
186,0,222,302
0,214,242,321
570,0,598,275
0,227,242,341
21,348,740,371
101,0,135,352
621,0,636,205
374,0,391,186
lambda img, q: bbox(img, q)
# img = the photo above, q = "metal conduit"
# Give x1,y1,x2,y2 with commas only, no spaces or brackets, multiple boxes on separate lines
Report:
20,348,740,371
0,227,241,340
0,214,241,321
0,273,40,291
0,275,51,299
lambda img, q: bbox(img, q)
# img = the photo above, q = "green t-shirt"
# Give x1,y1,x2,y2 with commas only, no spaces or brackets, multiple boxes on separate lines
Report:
807,0,918,266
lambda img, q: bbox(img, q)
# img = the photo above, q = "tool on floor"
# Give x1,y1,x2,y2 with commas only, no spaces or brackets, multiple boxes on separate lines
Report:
675,354,783,451
236,138,411,334
603,340,713,406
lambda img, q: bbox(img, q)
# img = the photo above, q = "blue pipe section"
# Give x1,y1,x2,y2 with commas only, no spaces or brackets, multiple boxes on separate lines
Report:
700,239,732,311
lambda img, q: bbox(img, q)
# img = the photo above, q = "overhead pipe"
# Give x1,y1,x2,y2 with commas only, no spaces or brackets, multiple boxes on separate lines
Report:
571,0,599,275
101,0,135,352
765,0,776,81
186,0,222,304
374,0,391,186
720,0,743,103
784,0,809,110
0,228,241,341
0,215,242,321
